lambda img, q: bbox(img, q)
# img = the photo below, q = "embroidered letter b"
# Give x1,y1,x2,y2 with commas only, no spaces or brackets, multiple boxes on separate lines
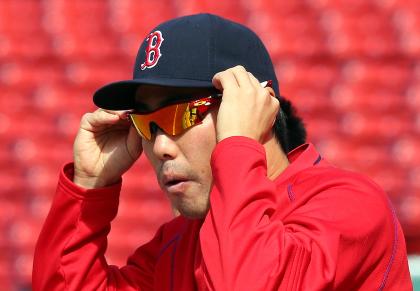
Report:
141,31,164,70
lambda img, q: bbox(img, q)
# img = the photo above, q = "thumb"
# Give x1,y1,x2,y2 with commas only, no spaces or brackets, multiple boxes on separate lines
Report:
126,125,143,161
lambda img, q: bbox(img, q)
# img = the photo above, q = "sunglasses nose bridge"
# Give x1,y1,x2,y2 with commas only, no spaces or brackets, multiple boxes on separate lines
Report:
149,122,159,136
149,121,175,140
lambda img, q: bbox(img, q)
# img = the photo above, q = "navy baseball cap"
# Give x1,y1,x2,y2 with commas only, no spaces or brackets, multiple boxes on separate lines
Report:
93,13,279,111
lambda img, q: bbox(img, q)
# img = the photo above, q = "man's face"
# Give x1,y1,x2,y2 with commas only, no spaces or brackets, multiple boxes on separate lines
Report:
137,85,218,219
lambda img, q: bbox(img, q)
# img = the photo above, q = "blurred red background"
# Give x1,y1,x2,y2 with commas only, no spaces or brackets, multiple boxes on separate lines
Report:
0,0,419,289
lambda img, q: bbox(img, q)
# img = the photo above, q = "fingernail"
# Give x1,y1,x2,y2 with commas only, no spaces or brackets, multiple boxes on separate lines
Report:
120,110,132,119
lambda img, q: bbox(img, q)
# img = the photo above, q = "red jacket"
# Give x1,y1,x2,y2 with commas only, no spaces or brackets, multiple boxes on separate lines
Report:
33,137,413,290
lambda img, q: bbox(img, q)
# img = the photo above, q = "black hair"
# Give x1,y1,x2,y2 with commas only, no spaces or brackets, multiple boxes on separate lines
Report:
273,97,307,153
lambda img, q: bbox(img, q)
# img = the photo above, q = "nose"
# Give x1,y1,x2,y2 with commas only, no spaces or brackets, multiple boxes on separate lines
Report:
151,129,178,161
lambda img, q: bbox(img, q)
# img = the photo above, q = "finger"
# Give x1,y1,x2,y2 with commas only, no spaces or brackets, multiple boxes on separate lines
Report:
83,109,121,128
99,108,119,115
247,72,261,88
248,73,276,99
270,93,280,113
212,70,238,92
272,96,280,113
100,109,133,120
266,86,276,98
248,73,273,93
230,65,252,88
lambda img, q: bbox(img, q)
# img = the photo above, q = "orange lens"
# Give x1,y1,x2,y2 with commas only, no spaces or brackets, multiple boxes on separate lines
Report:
129,97,217,140
129,81,271,140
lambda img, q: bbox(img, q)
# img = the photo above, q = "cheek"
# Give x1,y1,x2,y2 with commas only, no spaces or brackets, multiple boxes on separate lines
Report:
183,114,217,173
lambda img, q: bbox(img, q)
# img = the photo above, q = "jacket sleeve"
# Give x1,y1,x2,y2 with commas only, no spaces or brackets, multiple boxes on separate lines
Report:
32,163,162,291
198,137,407,291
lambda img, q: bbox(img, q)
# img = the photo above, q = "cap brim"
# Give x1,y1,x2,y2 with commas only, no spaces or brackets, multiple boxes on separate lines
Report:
93,78,215,110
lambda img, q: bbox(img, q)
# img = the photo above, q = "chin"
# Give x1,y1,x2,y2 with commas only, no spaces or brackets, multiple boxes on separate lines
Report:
175,200,209,219
168,185,211,219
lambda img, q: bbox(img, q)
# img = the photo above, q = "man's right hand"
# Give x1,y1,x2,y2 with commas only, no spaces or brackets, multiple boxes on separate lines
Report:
73,109,143,189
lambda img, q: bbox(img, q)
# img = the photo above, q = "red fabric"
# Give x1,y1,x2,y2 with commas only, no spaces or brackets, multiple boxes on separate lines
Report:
33,137,413,290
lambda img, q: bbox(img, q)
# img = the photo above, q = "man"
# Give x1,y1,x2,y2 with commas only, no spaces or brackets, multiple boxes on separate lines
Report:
33,14,412,290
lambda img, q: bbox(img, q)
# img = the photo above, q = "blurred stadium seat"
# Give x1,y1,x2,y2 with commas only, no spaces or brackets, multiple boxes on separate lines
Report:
108,0,176,35
0,0,418,289
174,0,248,24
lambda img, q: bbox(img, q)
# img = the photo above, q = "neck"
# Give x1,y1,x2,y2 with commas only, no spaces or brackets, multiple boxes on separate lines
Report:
263,135,290,180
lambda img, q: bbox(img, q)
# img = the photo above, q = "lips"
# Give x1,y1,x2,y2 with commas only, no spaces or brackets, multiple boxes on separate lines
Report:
164,178,188,187
161,173,190,193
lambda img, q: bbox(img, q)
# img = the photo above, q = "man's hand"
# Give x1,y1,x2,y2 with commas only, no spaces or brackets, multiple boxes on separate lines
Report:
73,109,142,189
212,66,279,143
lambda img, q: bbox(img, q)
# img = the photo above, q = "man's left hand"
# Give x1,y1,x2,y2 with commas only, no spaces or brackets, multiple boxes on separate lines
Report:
212,65,279,143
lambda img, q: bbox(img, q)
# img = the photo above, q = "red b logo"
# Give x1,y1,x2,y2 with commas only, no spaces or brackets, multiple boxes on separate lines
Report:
141,31,164,70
